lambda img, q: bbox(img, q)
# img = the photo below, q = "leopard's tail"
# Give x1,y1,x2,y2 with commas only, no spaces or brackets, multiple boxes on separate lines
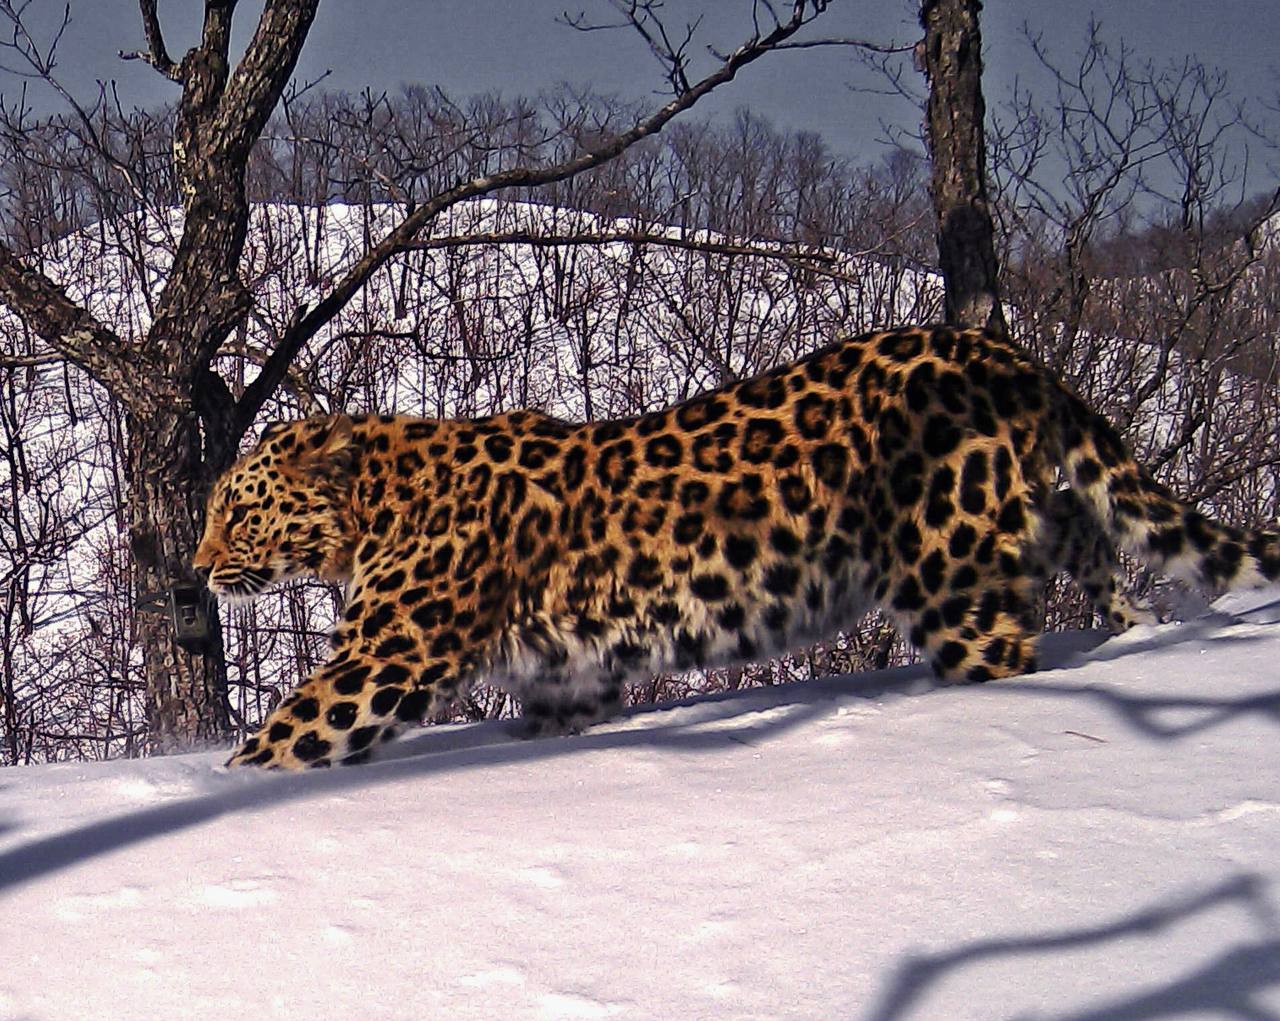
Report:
1052,387,1280,593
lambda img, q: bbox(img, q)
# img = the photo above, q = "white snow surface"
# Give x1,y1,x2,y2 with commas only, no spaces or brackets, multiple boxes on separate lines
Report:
2,606,1280,1020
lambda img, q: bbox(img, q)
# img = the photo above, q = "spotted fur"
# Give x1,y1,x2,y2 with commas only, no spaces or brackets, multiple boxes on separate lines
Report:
193,324,1280,769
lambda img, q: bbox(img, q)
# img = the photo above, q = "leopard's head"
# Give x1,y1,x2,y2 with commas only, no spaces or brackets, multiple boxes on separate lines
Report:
193,415,357,603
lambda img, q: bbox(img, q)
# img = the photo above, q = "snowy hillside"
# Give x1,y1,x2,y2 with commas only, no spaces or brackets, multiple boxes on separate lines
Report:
3,599,1278,1020
8,197,1278,765
3,198,944,762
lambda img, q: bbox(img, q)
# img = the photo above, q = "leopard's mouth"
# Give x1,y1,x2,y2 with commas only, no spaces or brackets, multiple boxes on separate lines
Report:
207,565,279,604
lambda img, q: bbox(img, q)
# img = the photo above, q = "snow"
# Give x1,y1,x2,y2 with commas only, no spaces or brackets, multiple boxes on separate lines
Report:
3,199,944,759
10,198,1274,762
2,596,1279,1020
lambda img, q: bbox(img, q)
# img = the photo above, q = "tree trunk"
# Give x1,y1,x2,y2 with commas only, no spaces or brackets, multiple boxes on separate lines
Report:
126,408,230,751
0,0,830,757
919,0,1007,333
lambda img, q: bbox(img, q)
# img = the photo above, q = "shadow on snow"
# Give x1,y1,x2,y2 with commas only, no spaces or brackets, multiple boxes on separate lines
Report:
862,873,1280,1021
0,619,1275,897
0,665,922,895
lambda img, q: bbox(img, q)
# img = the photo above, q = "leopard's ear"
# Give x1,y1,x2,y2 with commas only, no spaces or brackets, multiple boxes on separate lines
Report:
257,420,291,446
299,414,355,474
313,414,353,454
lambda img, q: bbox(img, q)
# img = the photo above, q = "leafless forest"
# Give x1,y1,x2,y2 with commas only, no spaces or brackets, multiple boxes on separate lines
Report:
2,9,1278,762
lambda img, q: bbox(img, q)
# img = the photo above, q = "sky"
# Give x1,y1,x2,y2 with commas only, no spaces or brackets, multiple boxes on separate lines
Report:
1,0,1276,169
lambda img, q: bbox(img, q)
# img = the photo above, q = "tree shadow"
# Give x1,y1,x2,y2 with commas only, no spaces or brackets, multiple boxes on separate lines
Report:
1066,616,1272,665
1003,623,1280,740
0,619,1270,896
0,664,928,896
1001,680,1280,740
862,874,1280,1021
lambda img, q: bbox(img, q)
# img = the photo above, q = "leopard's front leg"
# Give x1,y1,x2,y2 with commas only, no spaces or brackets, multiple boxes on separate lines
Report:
227,581,500,769
226,653,427,768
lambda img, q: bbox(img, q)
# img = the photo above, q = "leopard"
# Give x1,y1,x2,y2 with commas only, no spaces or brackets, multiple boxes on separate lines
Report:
192,323,1280,769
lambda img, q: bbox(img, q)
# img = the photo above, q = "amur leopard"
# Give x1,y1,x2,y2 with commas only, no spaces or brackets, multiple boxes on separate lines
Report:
192,324,1280,769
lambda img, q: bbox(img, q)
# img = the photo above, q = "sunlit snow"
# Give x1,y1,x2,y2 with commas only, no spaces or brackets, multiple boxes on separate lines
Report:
2,594,1278,1020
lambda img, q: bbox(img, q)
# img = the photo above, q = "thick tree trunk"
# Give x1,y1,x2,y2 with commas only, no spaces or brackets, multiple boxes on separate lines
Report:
110,0,318,752
126,408,231,751
0,0,825,757
919,0,1007,333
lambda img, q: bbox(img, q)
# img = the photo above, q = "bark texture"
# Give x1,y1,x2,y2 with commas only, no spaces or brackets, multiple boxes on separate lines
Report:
127,412,233,749
0,0,318,752
0,0,827,754
919,0,1007,333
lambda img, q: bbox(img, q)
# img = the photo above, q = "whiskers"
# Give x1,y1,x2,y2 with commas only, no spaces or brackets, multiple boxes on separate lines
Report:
209,565,278,604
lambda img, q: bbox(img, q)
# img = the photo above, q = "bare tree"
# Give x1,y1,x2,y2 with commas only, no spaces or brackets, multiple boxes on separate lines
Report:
917,0,1006,331
0,0,843,754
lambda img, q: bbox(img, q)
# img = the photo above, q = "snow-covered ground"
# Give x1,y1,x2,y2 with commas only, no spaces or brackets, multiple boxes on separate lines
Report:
2,601,1279,1020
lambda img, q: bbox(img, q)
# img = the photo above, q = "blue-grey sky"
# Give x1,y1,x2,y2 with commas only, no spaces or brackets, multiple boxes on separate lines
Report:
3,0,1277,168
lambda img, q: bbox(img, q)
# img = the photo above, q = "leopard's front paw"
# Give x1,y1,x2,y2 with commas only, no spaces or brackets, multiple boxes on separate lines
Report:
224,725,331,770
225,719,375,770
224,734,279,769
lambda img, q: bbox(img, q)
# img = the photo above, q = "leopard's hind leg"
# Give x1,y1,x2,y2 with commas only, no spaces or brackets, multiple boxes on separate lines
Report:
518,670,625,738
885,445,1047,683
899,562,1045,683
1039,488,1158,633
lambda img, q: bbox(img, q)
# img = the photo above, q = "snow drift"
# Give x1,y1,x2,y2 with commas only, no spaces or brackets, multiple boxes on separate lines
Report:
2,595,1278,1020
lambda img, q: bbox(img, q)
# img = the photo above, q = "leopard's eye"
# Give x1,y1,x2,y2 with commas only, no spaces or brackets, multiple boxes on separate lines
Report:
227,505,249,528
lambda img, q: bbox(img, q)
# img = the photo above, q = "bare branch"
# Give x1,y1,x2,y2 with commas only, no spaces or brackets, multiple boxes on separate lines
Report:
234,0,831,433
768,37,913,55
0,350,63,368
216,0,319,161
0,238,127,385
0,0,69,80
118,0,178,79
402,228,838,264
